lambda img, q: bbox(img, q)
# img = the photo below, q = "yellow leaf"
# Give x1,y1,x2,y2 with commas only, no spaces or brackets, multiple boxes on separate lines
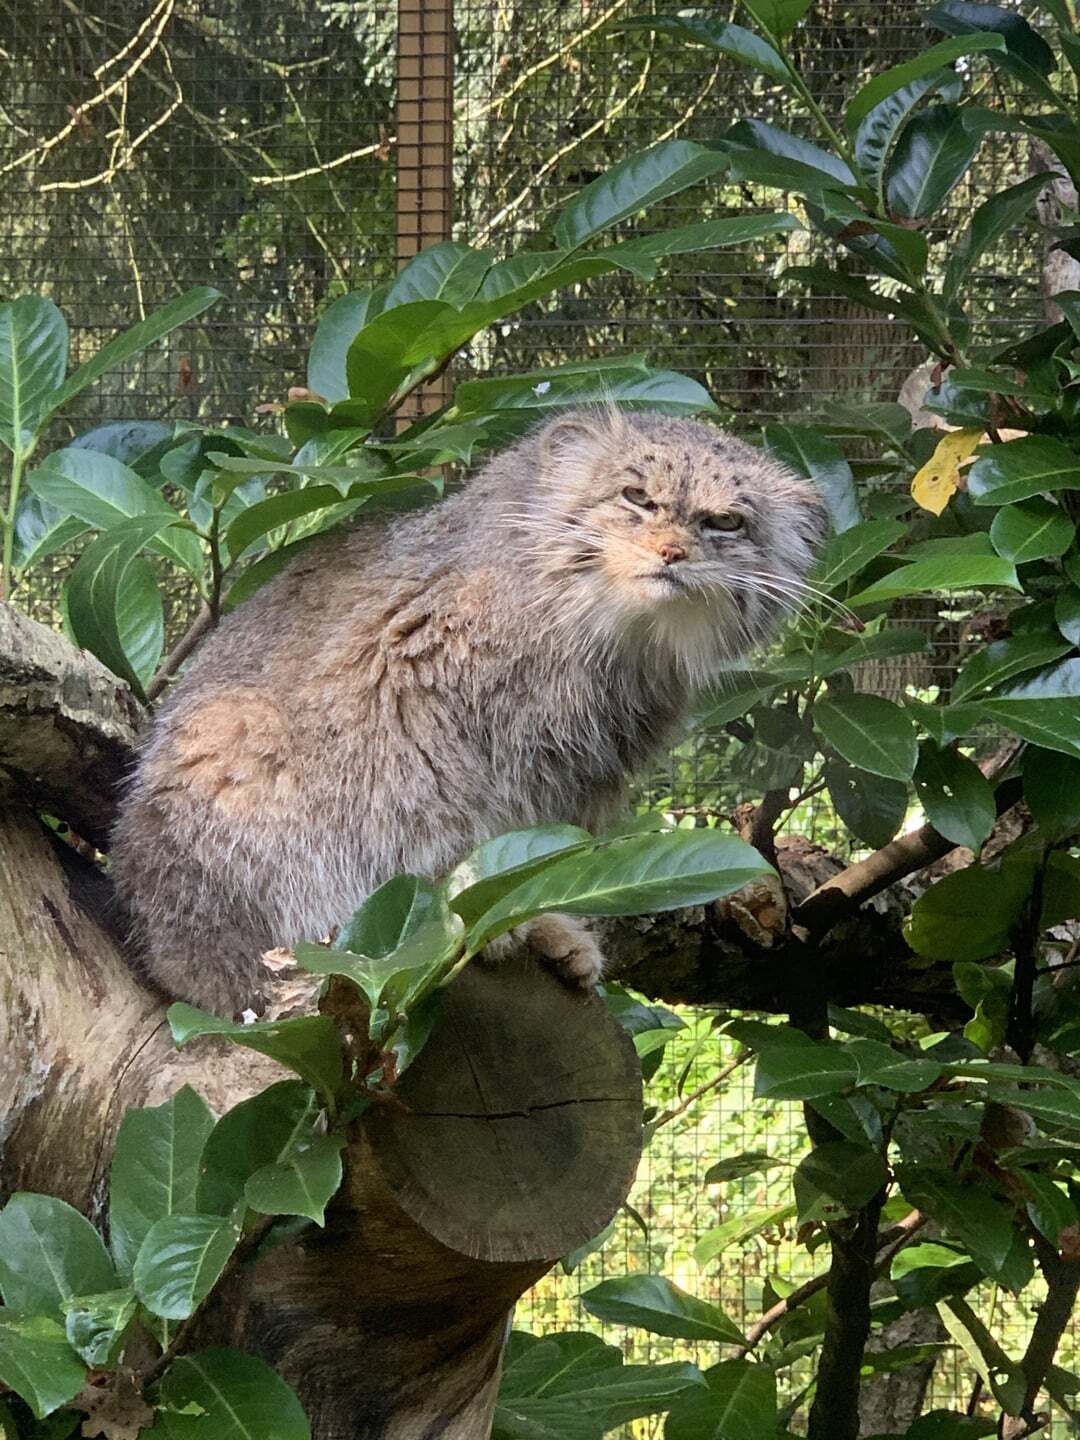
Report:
911,428,984,515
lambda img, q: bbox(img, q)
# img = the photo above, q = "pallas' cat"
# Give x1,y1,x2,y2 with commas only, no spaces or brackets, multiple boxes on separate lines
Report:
111,408,824,1014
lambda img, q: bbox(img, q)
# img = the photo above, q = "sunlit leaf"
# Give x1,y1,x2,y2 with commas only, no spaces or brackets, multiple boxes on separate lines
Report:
910,428,983,515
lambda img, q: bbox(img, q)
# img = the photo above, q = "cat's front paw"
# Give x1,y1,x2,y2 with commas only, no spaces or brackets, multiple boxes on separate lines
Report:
523,914,605,989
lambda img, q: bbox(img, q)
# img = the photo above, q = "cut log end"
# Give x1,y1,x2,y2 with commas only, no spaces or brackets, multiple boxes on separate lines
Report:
365,952,644,1262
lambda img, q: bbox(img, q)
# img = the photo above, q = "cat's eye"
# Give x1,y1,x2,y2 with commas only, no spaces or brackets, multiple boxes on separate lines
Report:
701,511,744,533
622,486,657,511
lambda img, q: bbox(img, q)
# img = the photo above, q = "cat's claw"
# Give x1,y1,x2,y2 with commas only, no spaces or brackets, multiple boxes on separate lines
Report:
522,914,606,989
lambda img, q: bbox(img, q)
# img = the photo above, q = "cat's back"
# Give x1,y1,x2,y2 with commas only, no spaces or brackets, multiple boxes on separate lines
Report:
166,498,478,704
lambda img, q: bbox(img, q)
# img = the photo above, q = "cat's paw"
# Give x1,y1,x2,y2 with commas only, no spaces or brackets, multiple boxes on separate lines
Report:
523,914,605,989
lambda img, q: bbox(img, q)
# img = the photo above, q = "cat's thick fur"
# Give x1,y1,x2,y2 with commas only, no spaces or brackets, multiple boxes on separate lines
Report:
111,408,824,1013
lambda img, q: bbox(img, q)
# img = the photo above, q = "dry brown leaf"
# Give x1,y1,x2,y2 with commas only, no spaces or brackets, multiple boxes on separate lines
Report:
77,1371,154,1440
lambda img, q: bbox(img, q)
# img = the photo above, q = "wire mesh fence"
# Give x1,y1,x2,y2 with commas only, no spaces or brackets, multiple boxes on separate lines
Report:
0,1,1066,1431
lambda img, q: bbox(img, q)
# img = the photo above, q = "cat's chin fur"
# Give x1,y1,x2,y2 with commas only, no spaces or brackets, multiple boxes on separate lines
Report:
111,406,825,1015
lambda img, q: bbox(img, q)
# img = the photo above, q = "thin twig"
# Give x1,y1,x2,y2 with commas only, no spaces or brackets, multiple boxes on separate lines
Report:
795,753,1022,938
739,1209,926,1353
650,1053,747,1130
145,603,215,703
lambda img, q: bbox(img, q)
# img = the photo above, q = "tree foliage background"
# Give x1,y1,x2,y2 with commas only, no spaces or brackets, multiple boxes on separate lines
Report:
3,1,1080,1438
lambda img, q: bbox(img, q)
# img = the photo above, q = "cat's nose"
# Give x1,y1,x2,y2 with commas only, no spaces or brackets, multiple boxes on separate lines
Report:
656,540,687,565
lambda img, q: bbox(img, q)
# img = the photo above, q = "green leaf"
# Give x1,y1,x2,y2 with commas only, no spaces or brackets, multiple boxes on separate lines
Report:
11,500,85,576
945,172,1058,300
339,873,449,957
994,658,1080,699
1057,584,1080,646
726,119,855,186
1018,1172,1074,1246
168,1007,344,1106
846,1037,943,1091
665,1359,777,1440
1023,745,1080,837
854,75,953,197
973,696,1080,760
0,296,68,451
846,34,1004,130
936,1297,1026,1411
26,447,203,576
495,1331,702,1439
907,859,1034,962
198,1081,320,1217
953,632,1072,703
618,15,790,82
133,1214,241,1320
344,300,459,418
968,435,1080,506
914,745,996,850
885,106,982,219
825,762,908,848
0,1313,85,1420
820,398,915,448
927,1,1056,76
692,1205,796,1267
552,141,728,249
903,1413,995,1439
704,1152,784,1185
49,287,220,415
990,498,1074,564
1045,850,1080,927
753,1038,859,1100
244,1135,345,1228
307,285,390,403
847,552,1022,607
794,1141,888,1222
385,242,494,308
222,485,354,560
740,0,813,38
0,1196,115,1316
298,880,464,1018
815,692,918,782
62,516,176,699
454,359,718,419
811,518,906,590
607,214,800,269
986,1085,1080,1136
108,1086,215,1283
464,831,772,952
897,1167,1015,1281
764,423,858,532
445,825,593,928
155,1348,311,1440
581,1275,743,1344
62,1288,137,1367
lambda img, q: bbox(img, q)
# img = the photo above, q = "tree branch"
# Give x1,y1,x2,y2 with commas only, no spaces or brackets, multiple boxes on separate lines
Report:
1001,1245,1080,1439
739,1210,926,1352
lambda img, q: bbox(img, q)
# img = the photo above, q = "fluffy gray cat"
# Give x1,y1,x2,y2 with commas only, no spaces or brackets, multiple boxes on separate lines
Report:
111,407,824,1014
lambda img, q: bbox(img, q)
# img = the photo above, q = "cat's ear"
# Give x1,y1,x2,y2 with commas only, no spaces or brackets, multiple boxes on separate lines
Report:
538,407,624,471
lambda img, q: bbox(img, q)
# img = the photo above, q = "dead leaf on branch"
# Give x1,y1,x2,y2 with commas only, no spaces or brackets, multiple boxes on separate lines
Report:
77,1370,155,1440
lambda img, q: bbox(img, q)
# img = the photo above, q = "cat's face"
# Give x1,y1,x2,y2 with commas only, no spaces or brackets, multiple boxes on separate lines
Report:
519,409,825,675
